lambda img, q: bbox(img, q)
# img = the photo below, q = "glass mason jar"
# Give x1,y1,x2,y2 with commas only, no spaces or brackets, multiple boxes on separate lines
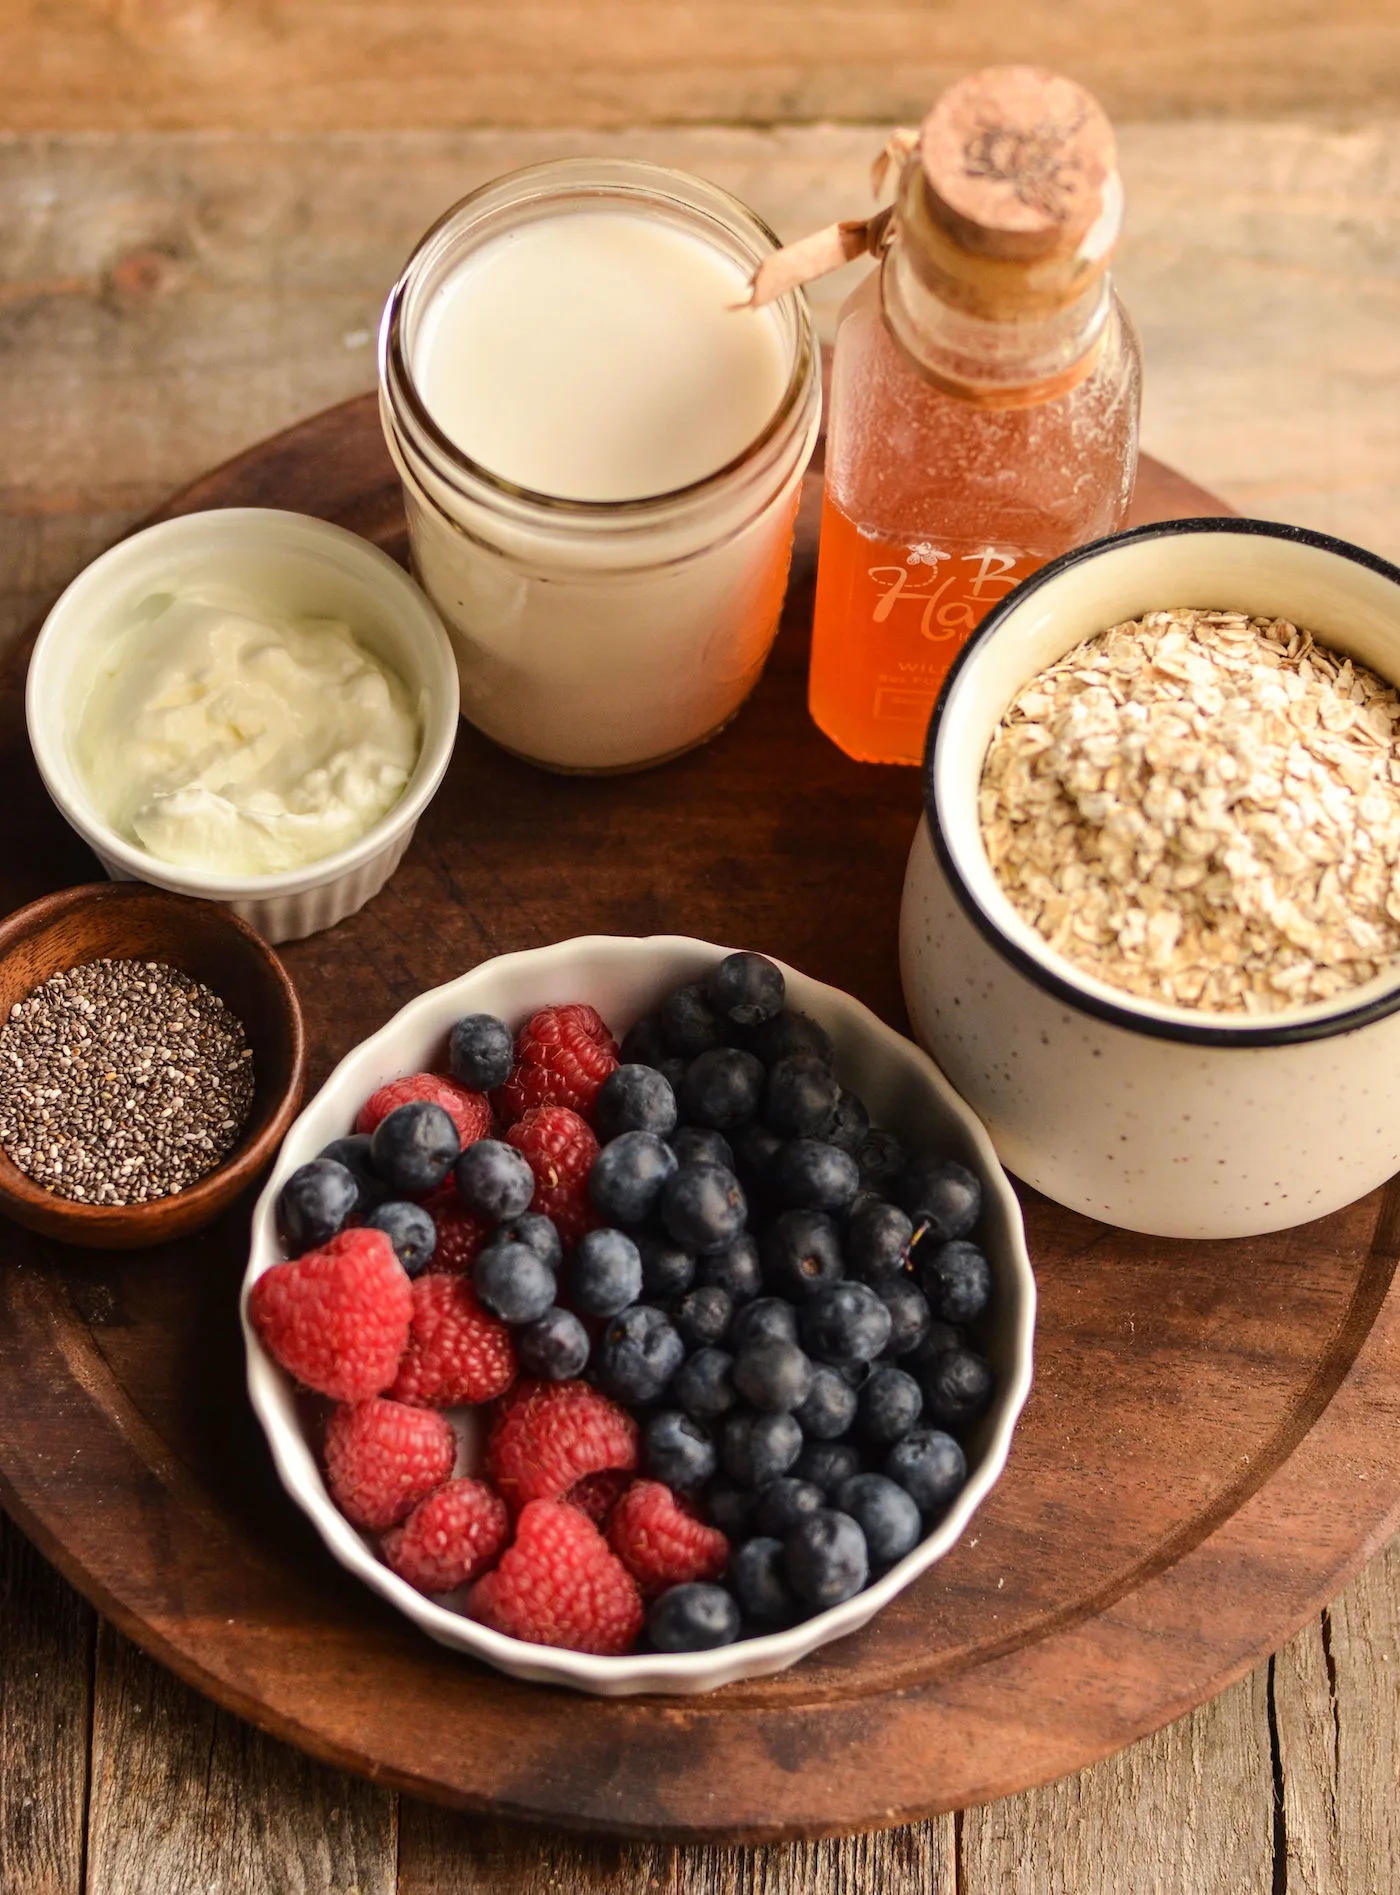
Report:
379,160,821,773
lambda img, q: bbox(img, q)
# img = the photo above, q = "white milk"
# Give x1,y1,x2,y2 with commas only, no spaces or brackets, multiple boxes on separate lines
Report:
414,211,791,504
379,162,821,772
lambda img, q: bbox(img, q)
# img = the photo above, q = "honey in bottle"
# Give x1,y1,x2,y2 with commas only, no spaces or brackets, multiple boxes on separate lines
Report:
809,67,1142,764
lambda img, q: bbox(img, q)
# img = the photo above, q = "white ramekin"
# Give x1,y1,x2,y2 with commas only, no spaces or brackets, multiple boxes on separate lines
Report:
242,934,1036,1696
901,517,1400,1240
27,508,459,943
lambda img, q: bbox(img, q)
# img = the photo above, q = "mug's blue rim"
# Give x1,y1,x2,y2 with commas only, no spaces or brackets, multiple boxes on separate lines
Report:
922,515,1400,1048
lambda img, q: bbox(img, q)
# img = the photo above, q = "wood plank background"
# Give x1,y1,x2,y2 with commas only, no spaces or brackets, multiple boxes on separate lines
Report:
3,0,1400,130
3,6,1400,1887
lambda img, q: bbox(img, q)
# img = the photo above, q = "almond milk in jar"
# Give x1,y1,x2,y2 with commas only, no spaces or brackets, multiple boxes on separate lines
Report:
379,160,820,772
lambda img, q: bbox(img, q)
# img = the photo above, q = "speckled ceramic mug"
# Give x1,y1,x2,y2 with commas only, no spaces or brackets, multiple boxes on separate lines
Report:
900,518,1400,1239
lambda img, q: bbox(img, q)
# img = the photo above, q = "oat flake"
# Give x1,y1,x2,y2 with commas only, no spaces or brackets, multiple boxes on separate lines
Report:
980,609,1400,1014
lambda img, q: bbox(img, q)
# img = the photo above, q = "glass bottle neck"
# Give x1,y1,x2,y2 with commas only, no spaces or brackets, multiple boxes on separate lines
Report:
881,238,1116,409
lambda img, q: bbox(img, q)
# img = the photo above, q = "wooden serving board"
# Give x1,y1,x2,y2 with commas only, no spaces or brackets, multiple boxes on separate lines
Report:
1,397,1398,1843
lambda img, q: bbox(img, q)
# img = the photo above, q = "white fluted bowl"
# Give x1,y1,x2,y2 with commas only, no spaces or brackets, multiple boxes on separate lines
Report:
242,934,1035,1695
27,508,458,943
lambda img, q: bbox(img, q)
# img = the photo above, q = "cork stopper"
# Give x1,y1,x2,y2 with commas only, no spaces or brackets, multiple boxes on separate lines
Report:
918,66,1115,265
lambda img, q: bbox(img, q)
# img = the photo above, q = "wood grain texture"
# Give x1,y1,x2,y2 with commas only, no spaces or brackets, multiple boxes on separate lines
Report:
961,1671,1276,1894
4,1,1400,133
0,1510,92,1895
86,1624,396,1895
1,398,1399,1843
1273,1534,1400,1895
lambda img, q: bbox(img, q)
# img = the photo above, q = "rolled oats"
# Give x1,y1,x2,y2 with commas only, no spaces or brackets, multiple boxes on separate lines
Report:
979,609,1400,1014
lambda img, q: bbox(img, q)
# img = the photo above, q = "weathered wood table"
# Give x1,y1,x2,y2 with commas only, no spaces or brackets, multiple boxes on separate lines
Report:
3,87,1400,1895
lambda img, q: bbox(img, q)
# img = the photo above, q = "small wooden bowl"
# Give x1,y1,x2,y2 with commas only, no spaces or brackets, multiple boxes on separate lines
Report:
0,884,306,1248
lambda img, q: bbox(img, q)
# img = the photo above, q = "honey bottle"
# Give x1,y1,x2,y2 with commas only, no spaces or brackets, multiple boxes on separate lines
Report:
808,67,1141,765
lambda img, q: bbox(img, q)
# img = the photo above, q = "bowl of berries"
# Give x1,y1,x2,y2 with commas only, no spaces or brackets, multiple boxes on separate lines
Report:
242,938,1035,1694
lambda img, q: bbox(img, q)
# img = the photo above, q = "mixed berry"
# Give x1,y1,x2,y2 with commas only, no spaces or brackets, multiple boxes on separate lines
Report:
249,952,997,1660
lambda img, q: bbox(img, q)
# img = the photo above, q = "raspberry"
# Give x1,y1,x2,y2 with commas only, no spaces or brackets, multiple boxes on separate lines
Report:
486,1378,638,1515
389,1273,517,1408
249,1228,410,1402
355,1072,492,1147
467,1499,643,1655
324,1397,456,1530
494,1006,620,1123
420,1187,494,1275
381,1477,509,1593
506,1105,601,1247
607,1480,730,1597
565,1467,633,1527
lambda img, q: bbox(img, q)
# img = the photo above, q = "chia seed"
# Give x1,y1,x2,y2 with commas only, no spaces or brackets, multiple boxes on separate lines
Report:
0,958,255,1205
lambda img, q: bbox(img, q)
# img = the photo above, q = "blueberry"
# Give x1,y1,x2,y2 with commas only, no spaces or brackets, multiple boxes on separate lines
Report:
764,1056,840,1139
568,1227,643,1317
856,1128,908,1197
825,1088,870,1156
885,1428,967,1513
834,1473,923,1565
721,1409,802,1486
620,1012,668,1067
370,1101,460,1196
793,1364,859,1440
674,1284,733,1347
855,1365,923,1446
363,1199,437,1276
783,1510,869,1609
800,1282,892,1364
874,1278,933,1358
900,1319,965,1376
760,1209,844,1300
657,1056,688,1093
695,1233,763,1303
447,1012,513,1092
473,1239,557,1324
897,1157,982,1242
678,1047,765,1132
732,1337,814,1414
635,1228,697,1300
671,1126,735,1171
703,951,785,1027
278,1158,359,1252
643,1409,717,1491
729,1295,799,1353
660,1163,747,1255
729,1536,797,1627
590,1130,678,1225
648,1582,741,1652
750,1477,825,1536
771,1138,861,1213
703,1478,754,1538
660,982,726,1056
516,1306,591,1380
493,1211,563,1272
595,1304,685,1404
835,1357,876,1391
918,1239,993,1325
918,1346,995,1428
594,1064,678,1142
793,1440,862,1498
454,1138,535,1220
744,1009,836,1070
846,1200,915,1280
673,1346,736,1420
317,1134,387,1213
730,1121,785,1195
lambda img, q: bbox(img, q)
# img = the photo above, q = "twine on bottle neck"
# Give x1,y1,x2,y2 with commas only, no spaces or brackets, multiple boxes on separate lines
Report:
742,130,919,309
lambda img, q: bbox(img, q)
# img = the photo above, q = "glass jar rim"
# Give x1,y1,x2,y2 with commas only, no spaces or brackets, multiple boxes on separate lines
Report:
378,158,818,525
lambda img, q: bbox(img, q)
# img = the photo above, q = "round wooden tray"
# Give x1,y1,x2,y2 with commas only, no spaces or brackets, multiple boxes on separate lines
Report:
2,397,1398,1842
